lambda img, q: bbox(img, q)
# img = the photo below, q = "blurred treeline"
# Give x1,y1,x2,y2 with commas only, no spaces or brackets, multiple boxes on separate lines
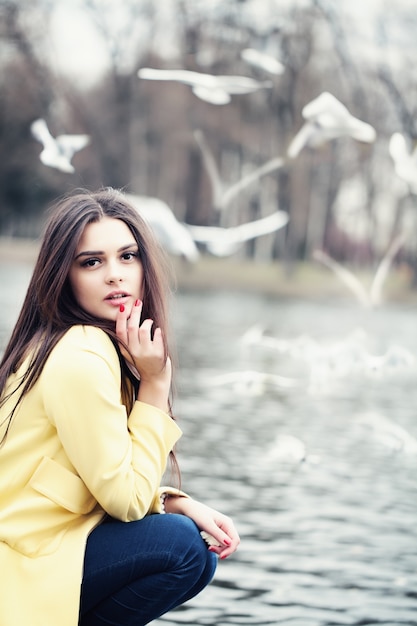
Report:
0,0,416,275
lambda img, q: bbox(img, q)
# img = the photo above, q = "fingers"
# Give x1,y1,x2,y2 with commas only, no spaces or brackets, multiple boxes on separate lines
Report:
127,300,147,352
116,299,159,349
115,300,167,380
208,526,240,559
138,318,155,345
165,498,240,560
115,302,130,346
200,516,240,560
127,299,143,334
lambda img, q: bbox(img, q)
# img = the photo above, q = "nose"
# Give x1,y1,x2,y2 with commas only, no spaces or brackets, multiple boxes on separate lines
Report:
107,276,122,284
105,261,123,284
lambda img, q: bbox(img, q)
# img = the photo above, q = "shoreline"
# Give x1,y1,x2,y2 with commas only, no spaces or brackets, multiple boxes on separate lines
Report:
1,236,416,305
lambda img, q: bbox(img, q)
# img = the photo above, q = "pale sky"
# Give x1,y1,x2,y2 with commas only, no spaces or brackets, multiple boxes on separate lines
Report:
47,0,417,88
48,0,182,86
49,3,110,86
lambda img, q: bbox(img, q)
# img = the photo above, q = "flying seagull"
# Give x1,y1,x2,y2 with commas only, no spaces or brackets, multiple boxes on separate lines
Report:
186,210,289,257
389,132,417,195
240,48,285,75
263,434,307,465
138,67,272,105
313,233,404,308
194,129,284,211
204,369,298,396
125,193,200,263
356,411,417,455
30,118,90,173
288,92,376,159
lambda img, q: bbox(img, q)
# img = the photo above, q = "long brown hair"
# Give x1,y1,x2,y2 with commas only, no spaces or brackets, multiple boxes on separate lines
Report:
0,188,177,451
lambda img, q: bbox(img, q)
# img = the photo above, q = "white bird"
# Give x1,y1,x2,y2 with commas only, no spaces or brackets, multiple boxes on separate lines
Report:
138,67,272,105
30,118,90,173
361,344,416,377
125,193,200,263
313,232,404,308
356,411,417,455
389,132,417,195
240,48,285,75
288,92,376,159
254,434,320,481
186,210,289,257
239,324,302,354
263,434,307,465
205,369,298,396
194,129,284,211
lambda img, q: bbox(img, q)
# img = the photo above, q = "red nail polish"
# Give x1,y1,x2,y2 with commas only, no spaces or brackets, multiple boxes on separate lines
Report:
135,299,141,306
119,304,125,312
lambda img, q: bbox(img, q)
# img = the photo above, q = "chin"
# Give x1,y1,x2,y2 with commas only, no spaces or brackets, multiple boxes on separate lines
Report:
90,309,117,322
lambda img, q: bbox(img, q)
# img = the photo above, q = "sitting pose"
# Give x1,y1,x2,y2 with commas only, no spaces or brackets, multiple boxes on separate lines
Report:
0,188,240,626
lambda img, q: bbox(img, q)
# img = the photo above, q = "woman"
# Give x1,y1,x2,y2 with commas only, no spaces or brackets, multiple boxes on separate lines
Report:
0,188,240,626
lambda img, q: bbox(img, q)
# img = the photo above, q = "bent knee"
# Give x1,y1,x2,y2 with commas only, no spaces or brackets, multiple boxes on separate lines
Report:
163,513,205,553
163,514,216,571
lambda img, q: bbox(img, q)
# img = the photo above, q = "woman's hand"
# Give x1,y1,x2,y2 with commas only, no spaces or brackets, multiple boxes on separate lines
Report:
116,299,171,411
165,497,240,560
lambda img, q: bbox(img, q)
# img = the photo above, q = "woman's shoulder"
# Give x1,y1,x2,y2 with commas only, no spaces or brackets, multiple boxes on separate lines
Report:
62,324,113,348
48,325,118,368
40,325,122,397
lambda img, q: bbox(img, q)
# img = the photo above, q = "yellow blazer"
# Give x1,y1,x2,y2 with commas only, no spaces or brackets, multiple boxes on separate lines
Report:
0,325,183,626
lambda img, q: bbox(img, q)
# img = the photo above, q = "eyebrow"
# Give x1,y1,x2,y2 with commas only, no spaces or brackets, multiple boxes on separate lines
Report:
74,243,138,260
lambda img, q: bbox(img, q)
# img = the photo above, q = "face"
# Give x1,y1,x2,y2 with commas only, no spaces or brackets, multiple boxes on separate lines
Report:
69,217,143,321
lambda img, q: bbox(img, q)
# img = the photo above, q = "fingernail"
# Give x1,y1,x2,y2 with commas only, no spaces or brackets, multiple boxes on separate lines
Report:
135,299,141,306
119,304,125,312
224,538,231,546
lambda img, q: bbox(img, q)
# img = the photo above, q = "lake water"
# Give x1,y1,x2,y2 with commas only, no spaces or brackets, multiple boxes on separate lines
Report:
2,262,417,626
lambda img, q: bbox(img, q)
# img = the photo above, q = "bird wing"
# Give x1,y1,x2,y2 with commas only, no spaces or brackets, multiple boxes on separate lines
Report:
389,133,408,164
389,133,417,191
221,157,284,208
215,75,273,94
232,211,289,240
191,85,231,104
345,118,376,143
313,249,371,307
287,123,317,158
126,193,200,262
185,224,227,244
369,233,404,306
195,132,284,210
185,224,241,256
188,211,287,245
208,369,297,388
240,48,285,75
302,93,376,142
187,211,288,256
39,152,75,173
193,129,224,205
138,68,270,100
57,134,90,157
302,92,349,120
138,67,209,86
30,118,54,147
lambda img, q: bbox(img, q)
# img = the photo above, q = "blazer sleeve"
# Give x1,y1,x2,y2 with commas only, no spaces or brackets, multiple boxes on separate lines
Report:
40,326,182,521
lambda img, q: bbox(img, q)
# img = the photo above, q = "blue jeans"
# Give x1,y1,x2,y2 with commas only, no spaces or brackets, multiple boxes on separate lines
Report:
78,513,217,625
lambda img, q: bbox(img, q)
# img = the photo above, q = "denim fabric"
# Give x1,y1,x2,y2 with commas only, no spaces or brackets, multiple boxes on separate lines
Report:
79,513,217,626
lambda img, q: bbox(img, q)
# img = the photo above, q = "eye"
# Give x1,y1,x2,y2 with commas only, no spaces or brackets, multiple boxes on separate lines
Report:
81,258,100,268
122,251,138,261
